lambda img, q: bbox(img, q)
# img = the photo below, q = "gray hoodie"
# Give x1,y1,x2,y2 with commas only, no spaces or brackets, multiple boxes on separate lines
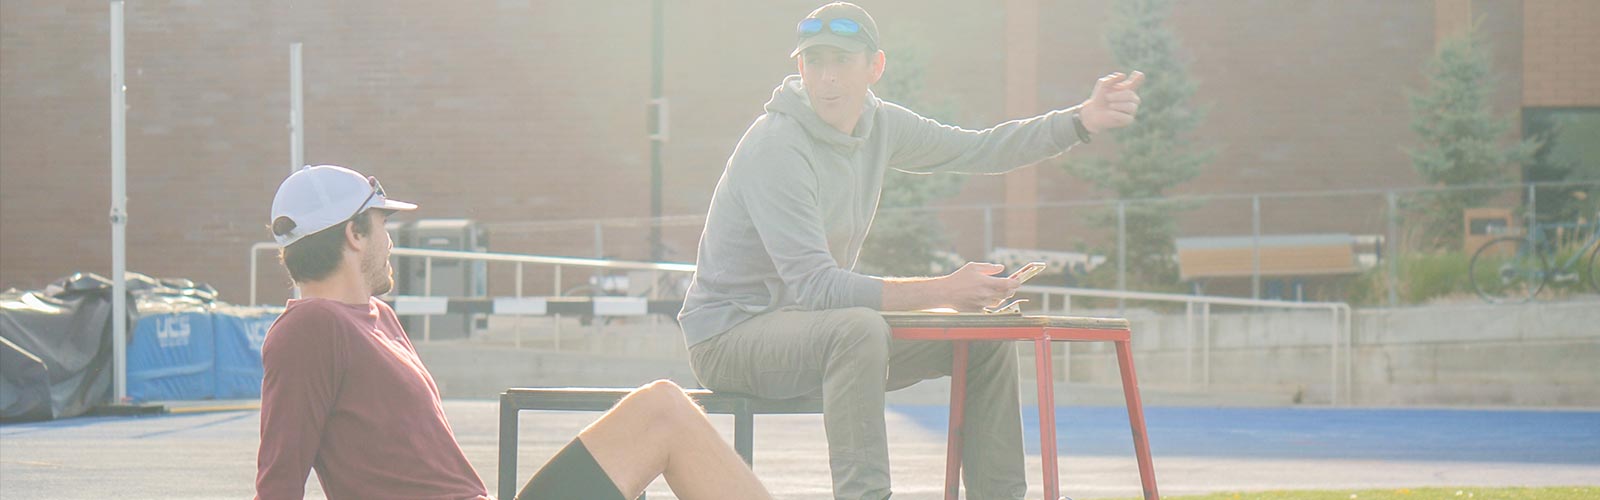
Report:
678,75,1082,347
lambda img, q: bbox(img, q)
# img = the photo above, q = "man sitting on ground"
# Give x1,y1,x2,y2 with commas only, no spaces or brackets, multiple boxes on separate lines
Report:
256,165,771,500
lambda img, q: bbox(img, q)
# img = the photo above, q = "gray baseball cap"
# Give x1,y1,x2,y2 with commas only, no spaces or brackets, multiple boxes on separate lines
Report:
790,2,880,58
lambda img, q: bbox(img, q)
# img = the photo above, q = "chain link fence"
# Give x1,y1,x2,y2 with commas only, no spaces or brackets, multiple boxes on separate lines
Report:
477,181,1599,307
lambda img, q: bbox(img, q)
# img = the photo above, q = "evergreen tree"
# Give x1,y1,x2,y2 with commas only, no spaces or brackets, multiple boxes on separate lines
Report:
1407,24,1538,249
1058,0,1210,286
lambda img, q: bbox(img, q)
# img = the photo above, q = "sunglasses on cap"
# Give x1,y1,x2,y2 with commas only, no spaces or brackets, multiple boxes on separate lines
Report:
349,175,386,221
270,176,387,238
797,17,866,40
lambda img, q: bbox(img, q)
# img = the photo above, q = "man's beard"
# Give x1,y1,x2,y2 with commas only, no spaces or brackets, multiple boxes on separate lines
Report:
361,249,394,296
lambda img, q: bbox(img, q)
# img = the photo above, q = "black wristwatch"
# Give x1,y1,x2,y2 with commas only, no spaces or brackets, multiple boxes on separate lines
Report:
1070,111,1092,144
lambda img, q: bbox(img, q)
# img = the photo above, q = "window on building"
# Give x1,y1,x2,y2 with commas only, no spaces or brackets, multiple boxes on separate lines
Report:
1522,107,1600,225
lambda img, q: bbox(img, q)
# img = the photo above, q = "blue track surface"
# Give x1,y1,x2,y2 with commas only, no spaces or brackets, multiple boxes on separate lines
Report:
891,405,1600,464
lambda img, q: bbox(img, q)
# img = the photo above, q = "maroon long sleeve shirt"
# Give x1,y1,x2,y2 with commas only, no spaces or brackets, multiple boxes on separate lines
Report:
255,297,489,500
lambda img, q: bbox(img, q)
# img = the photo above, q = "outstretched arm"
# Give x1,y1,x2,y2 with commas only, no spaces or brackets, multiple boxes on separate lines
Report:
886,70,1145,175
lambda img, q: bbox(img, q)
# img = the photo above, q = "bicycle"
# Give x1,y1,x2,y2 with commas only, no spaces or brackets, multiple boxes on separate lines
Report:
1469,212,1600,303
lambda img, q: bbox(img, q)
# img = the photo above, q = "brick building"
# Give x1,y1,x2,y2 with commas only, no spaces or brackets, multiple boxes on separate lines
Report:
2,0,1595,305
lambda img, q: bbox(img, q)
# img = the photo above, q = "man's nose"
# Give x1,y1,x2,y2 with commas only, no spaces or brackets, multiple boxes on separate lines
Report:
818,63,838,82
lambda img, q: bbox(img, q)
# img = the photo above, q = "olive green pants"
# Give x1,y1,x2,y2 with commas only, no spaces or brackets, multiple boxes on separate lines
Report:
689,307,1026,500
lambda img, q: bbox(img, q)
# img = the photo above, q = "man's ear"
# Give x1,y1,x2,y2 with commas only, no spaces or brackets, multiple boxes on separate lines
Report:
343,220,365,252
869,49,886,85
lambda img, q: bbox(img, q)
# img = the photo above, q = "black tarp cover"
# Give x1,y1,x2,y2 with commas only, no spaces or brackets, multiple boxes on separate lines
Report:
0,274,120,422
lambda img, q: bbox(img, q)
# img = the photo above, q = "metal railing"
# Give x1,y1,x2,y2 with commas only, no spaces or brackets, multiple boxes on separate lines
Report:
248,242,696,344
251,243,1353,404
484,180,1599,307
1019,285,1353,406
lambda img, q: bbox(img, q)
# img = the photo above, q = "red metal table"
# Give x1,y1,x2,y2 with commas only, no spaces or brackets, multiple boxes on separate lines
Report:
882,312,1159,500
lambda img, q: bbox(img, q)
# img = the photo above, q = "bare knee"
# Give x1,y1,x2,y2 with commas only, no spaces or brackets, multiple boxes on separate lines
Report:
629,379,701,427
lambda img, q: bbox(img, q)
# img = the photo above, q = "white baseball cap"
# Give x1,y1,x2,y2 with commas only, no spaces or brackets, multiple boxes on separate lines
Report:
270,165,416,247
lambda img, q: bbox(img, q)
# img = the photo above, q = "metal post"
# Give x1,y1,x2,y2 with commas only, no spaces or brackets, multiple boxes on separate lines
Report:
1385,191,1399,307
109,0,128,403
1185,301,1194,387
649,271,660,337
1252,195,1261,300
1116,201,1127,314
289,43,303,172
552,266,562,350
647,0,666,262
423,256,433,342
1060,342,1070,383
514,262,523,349
1344,306,1353,406
1330,307,1340,406
983,206,995,258
497,395,519,500
1201,302,1211,389
288,43,305,302
249,249,258,306
593,222,604,258
1203,304,1209,391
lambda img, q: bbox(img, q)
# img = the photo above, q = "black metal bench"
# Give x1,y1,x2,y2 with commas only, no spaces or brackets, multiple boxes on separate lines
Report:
498,387,823,499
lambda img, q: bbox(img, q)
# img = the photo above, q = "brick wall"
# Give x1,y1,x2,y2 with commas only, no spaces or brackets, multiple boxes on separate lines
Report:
1523,0,1600,107
0,0,1577,304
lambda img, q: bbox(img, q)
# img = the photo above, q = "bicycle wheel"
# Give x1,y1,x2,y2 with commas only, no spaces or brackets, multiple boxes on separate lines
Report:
1469,236,1548,304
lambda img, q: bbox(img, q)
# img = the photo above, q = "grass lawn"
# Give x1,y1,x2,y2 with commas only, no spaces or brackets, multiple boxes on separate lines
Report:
1114,487,1597,500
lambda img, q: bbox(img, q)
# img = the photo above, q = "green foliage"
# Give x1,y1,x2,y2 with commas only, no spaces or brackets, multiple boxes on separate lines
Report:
859,44,965,277
1347,252,1474,306
1345,243,1598,306
1058,0,1211,287
1400,252,1473,304
1406,24,1539,249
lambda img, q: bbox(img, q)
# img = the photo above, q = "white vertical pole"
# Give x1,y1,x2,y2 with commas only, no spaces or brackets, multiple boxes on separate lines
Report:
288,43,304,301
1330,307,1340,406
1185,301,1194,387
1116,201,1127,314
289,43,304,172
1252,195,1262,300
1201,303,1211,390
109,0,128,403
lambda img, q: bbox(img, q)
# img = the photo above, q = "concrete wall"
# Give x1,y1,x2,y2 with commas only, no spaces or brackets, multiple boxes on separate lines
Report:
1064,300,1600,406
416,300,1600,407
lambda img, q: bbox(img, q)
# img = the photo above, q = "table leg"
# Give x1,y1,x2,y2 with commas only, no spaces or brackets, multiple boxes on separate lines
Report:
1116,339,1160,500
498,394,519,500
944,340,969,500
1035,339,1060,500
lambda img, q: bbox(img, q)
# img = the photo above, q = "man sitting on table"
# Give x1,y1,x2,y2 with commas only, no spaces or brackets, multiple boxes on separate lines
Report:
677,2,1143,499
256,165,772,500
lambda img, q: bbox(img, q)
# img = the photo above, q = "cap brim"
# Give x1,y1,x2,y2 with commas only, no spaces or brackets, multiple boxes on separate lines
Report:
790,34,869,58
374,199,417,211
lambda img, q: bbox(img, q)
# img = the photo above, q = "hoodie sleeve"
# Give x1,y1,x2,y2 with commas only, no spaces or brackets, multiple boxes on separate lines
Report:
734,142,885,311
883,101,1081,175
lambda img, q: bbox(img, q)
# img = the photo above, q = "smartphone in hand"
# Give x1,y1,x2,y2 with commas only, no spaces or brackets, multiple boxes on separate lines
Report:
1007,261,1048,284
